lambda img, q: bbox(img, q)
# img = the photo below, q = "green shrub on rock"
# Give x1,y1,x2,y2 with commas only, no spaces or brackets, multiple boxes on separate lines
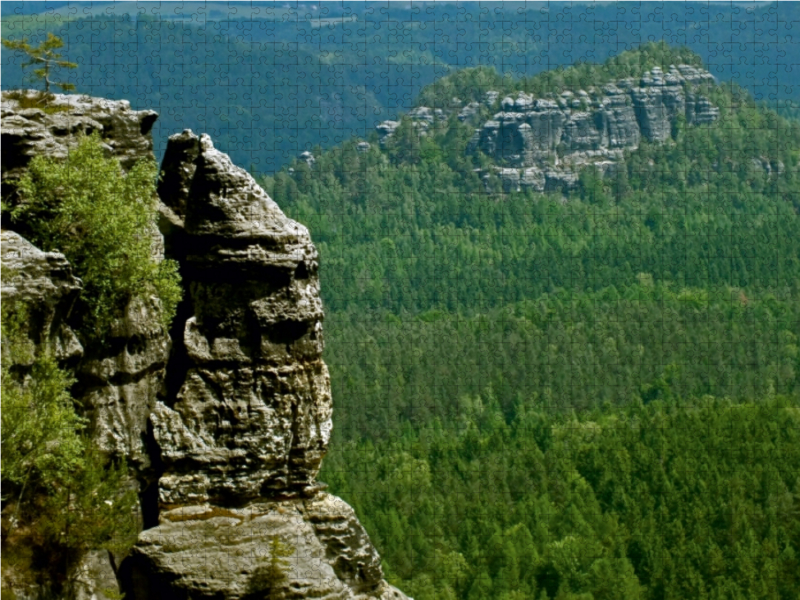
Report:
1,307,138,594
10,132,181,341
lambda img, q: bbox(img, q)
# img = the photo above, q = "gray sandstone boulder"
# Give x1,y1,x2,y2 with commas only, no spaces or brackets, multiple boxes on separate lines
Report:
121,495,406,600
0,230,83,363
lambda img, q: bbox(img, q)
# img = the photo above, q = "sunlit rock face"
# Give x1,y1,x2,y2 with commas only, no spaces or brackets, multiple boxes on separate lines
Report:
121,494,408,600
465,64,719,191
1,91,157,191
153,130,331,507
122,131,407,600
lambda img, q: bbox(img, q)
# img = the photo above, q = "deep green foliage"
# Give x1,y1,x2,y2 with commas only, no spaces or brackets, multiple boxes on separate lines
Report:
267,62,800,319
263,46,800,445
324,285,799,440
321,395,800,600
1,306,138,593
10,133,181,341
263,45,800,598
1,307,82,504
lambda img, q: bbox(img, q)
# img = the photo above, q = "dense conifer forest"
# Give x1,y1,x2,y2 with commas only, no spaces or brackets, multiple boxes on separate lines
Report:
258,44,800,599
2,6,800,594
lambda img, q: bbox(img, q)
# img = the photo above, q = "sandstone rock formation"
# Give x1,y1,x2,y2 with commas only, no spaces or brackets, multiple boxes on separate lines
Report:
373,64,719,192
0,230,83,364
1,91,169,477
3,92,404,600
122,495,406,600
120,130,407,600
152,130,331,506
466,65,719,191
1,91,158,195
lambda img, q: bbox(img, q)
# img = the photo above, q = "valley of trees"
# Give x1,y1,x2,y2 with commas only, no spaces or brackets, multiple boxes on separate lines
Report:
324,396,800,600
258,44,800,599
2,28,799,598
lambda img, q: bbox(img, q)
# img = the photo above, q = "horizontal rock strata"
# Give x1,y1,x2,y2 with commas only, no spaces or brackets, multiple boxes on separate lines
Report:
153,130,331,507
121,494,406,600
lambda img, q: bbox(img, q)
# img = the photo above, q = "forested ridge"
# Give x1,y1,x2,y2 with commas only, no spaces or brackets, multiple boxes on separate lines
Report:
4,2,800,172
3,21,800,598
258,44,800,599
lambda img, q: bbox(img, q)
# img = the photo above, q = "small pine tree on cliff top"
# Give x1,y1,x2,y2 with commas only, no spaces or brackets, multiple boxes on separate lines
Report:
2,32,77,95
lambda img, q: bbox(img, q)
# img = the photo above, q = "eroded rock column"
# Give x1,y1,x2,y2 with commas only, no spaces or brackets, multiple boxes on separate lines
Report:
152,131,331,507
122,132,406,600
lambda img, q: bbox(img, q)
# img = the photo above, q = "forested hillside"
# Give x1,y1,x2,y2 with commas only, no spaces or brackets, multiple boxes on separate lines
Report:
3,2,800,171
3,7,800,596
259,44,800,599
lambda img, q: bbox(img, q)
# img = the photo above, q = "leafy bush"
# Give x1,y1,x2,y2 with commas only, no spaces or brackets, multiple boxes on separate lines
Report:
1,306,82,506
1,306,138,593
10,132,181,340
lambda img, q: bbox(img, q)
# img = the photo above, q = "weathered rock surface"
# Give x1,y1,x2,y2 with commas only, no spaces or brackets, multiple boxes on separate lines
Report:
0,230,83,363
70,550,121,600
2,90,407,600
1,91,169,474
121,130,406,600
153,130,331,507
77,293,170,470
121,494,406,600
446,65,719,192
1,91,158,195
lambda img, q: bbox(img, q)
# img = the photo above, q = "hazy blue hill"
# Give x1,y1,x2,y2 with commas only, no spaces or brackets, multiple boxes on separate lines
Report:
3,1,799,171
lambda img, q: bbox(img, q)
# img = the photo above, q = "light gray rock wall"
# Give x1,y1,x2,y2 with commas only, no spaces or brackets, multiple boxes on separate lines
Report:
121,495,407,600
123,130,407,600
462,65,719,192
153,131,331,506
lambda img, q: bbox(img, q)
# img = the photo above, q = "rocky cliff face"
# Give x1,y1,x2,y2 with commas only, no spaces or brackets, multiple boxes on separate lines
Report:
1,92,158,191
374,64,719,192
1,92,168,479
120,130,405,600
470,65,718,192
0,230,83,364
1,91,407,600
151,129,332,507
